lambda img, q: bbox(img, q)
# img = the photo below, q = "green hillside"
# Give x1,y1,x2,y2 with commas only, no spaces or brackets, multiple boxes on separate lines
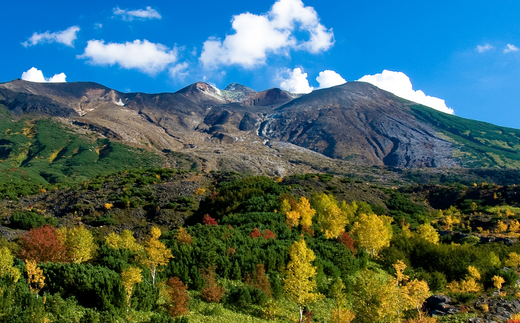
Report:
410,104,520,168
0,104,164,199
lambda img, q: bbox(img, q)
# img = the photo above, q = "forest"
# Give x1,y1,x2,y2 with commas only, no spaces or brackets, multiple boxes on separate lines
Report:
3,169,520,323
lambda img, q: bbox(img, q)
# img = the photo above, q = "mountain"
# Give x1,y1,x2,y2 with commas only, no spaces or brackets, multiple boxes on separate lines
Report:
1,78,520,181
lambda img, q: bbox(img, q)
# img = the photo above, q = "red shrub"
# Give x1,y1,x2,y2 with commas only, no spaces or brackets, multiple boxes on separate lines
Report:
202,214,218,226
19,225,67,263
338,232,356,254
250,228,262,238
263,229,276,239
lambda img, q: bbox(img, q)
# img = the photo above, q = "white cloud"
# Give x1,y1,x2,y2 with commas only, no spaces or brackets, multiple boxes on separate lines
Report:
358,70,454,114
279,68,313,93
200,0,333,68
48,73,67,83
169,62,190,79
21,67,67,83
94,23,103,29
316,70,346,89
476,44,494,53
22,26,80,47
113,6,161,21
504,44,519,53
78,39,177,74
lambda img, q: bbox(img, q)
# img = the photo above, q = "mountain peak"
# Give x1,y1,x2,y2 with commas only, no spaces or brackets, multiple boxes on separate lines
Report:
224,83,256,93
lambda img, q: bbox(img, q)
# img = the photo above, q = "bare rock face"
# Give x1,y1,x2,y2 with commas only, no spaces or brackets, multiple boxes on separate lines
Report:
0,79,459,170
260,82,457,167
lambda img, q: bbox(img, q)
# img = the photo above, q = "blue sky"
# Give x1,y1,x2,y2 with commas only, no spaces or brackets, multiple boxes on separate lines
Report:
2,0,520,128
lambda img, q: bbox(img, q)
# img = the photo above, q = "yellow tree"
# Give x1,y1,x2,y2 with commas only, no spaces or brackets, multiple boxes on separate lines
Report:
447,266,481,293
505,252,520,269
283,239,322,323
312,193,348,239
329,277,355,323
0,246,21,282
509,220,520,234
393,260,430,319
416,223,439,244
58,225,97,263
295,197,316,228
121,266,143,309
140,227,173,285
25,259,45,295
351,213,393,257
105,230,144,252
352,268,401,323
492,275,505,294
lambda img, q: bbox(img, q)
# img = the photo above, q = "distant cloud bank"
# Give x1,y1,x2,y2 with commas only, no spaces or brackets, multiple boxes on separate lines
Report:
78,39,177,75
21,67,66,83
358,70,454,114
113,6,161,21
22,26,80,47
200,0,334,68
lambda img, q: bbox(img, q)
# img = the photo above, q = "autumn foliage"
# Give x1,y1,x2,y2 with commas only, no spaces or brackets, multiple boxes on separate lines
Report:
203,214,218,226
338,232,356,254
19,225,67,263
166,277,190,318
201,266,225,303
250,228,276,239
245,264,272,297
176,227,193,245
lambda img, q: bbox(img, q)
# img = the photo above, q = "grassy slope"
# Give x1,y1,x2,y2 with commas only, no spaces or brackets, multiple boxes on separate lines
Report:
0,104,164,198
409,104,520,169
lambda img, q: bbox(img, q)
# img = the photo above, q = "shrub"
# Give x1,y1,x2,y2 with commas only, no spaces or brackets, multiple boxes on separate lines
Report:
166,277,190,318
9,211,57,230
201,267,225,303
19,225,67,263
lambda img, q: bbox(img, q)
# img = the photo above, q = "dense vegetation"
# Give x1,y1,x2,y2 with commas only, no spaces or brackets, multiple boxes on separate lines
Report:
3,168,520,322
410,104,520,169
0,104,163,199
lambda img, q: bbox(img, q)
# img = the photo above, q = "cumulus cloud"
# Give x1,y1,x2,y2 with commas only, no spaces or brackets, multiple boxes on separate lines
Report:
113,6,161,21
316,70,346,89
78,39,177,74
504,44,519,53
21,67,67,83
200,0,334,68
22,26,80,47
358,70,454,114
476,44,494,53
279,68,313,93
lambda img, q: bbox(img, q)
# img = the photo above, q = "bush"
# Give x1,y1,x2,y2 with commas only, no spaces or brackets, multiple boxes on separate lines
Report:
8,211,58,230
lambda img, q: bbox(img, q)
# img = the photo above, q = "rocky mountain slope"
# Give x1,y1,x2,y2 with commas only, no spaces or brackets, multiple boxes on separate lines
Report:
1,79,520,176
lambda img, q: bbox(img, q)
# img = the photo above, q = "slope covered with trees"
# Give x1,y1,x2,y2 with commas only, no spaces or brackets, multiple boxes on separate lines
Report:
3,169,520,322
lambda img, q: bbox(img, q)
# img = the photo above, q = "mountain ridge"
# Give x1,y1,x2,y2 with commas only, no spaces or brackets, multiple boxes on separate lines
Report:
1,79,520,174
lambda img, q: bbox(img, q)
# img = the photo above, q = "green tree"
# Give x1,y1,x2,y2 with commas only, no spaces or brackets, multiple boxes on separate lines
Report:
283,239,322,323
